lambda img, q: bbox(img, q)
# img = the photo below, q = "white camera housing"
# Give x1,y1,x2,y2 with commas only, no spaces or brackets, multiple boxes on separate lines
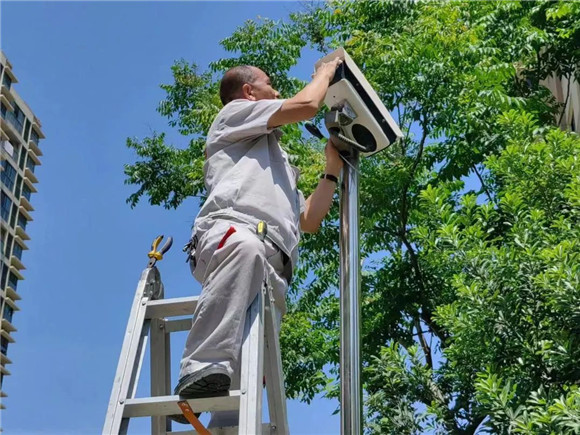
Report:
315,48,403,157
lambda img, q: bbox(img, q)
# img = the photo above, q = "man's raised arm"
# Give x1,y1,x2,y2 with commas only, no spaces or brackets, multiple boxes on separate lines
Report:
267,57,343,129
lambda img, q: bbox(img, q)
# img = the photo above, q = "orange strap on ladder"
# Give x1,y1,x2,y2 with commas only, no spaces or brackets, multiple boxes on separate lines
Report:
177,401,211,435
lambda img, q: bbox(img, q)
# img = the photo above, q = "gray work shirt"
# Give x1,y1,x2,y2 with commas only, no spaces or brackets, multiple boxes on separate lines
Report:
194,98,305,270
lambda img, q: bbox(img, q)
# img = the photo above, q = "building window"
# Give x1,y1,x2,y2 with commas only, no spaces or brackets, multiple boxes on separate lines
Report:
8,273,18,290
14,174,23,198
17,213,27,231
5,102,25,135
26,156,36,173
9,203,17,229
1,193,12,222
2,139,18,163
30,128,40,146
3,303,13,323
1,160,17,191
14,103,25,133
4,234,12,257
1,263,8,288
22,182,31,201
18,147,27,170
10,140,20,165
2,72,12,90
23,119,31,142
12,242,23,260
1,336,8,356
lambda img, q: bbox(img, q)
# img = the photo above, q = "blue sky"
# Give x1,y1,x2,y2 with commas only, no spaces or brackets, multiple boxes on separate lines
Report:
0,1,340,433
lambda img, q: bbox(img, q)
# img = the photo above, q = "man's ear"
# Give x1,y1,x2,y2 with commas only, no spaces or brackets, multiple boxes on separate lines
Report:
241,83,255,101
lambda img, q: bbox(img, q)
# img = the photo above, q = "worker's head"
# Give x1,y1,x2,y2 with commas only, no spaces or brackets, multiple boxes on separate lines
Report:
219,66,280,105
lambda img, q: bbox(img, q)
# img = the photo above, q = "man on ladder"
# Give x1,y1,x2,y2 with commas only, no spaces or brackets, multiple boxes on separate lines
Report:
174,58,344,429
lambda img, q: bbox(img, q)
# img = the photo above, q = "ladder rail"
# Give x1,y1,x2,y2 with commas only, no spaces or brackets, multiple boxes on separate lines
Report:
239,287,266,434
103,268,160,434
150,318,171,434
264,289,289,435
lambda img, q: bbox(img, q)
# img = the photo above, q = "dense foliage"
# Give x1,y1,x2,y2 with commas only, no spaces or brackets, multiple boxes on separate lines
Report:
124,2,580,433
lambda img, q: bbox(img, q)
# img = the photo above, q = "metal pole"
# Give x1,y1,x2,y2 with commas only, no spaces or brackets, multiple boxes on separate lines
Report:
339,150,362,435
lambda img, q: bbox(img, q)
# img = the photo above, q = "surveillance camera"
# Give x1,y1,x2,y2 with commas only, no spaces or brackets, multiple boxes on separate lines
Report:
315,48,403,157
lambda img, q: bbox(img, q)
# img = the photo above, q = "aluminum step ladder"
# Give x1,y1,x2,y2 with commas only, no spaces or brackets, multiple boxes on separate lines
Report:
103,237,289,435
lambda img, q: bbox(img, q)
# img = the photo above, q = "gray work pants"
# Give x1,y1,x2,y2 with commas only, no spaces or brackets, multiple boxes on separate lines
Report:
179,219,288,428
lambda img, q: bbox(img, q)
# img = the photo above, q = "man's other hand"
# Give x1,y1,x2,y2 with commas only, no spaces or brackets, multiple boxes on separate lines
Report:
324,140,344,177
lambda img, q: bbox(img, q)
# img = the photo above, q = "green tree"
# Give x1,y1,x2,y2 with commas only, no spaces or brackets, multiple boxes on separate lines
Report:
124,1,580,432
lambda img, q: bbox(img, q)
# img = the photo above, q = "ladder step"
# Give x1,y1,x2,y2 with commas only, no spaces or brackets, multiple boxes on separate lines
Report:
146,296,199,319
168,423,273,435
123,391,240,418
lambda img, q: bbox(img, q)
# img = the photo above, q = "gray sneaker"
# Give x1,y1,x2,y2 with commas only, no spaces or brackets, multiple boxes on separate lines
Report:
170,364,231,425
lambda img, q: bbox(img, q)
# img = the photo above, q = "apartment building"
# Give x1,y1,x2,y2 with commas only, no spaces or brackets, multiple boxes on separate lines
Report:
0,51,45,410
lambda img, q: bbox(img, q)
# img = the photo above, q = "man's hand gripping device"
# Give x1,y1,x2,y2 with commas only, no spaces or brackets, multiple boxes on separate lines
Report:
308,48,403,157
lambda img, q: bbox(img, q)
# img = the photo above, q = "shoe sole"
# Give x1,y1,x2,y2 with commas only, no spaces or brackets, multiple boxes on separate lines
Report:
178,373,231,397
170,373,231,425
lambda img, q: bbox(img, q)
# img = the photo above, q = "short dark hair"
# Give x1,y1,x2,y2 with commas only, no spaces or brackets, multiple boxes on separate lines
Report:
219,65,257,105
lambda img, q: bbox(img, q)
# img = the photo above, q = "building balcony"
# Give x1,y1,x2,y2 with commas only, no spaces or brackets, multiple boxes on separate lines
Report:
19,195,34,212
0,117,20,143
0,352,12,365
23,177,37,194
4,297,20,312
0,364,11,376
13,236,28,251
10,255,25,271
0,94,13,112
28,139,42,158
0,329,15,344
3,65,18,85
0,125,9,141
1,80,14,100
24,166,38,184
9,265,24,281
18,205,33,223
15,223,30,241
1,318,16,333
32,120,45,139
28,140,43,159
5,284,20,301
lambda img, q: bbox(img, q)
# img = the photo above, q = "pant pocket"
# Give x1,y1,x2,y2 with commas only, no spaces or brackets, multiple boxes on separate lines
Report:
191,221,233,284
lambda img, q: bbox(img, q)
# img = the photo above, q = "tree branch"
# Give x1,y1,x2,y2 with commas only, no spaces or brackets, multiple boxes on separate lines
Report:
472,164,494,204
414,317,433,369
